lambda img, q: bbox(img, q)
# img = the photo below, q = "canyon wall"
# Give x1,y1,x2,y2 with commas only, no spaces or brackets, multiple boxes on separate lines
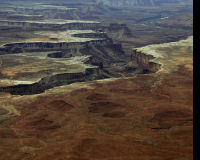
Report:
0,20,101,30
0,67,99,95
0,38,112,54
132,49,161,73
0,37,125,67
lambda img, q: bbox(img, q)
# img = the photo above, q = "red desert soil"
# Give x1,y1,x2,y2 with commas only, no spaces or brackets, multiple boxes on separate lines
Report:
0,37,193,160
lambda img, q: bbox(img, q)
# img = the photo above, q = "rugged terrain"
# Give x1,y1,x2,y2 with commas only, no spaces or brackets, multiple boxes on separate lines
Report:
97,0,193,7
0,36,193,160
0,0,193,160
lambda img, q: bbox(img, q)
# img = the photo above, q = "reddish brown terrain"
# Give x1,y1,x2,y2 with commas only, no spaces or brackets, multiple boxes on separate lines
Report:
0,37,193,160
0,0,193,159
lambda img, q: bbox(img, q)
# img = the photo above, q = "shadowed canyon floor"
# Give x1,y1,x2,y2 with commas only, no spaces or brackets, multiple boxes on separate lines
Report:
0,36,193,160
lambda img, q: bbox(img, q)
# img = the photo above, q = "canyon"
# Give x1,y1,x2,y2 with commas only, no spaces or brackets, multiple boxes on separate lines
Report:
0,0,193,160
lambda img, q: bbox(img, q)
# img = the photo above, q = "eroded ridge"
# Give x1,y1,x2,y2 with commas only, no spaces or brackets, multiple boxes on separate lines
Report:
0,29,165,95
0,22,141,95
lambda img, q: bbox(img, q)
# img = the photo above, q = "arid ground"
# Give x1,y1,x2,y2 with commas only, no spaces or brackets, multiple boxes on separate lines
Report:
0,36,193,160
0,0,193,160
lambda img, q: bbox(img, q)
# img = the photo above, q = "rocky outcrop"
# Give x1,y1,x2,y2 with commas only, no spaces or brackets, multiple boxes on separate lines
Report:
0,37,125,67
0,31,134,95
103,23,132,39
0,67,100,95
132,49,161,73
0,39,112,54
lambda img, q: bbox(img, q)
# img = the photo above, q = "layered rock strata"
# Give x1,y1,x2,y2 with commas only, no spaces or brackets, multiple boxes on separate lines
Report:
0,39,111,54
0,20,100,30
0,67,99,95
132,49,162,73
0,31,128,95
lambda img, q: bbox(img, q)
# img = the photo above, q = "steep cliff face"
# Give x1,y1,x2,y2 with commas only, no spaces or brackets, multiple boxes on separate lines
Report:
0,37,125,66
0,28,136,95
0,39,112,54
132,49,161,73
0,32,123,95
0,67,100,95
103,23,132,40
0,38,131,95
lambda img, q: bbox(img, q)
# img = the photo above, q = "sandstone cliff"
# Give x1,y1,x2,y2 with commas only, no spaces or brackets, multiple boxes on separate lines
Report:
132,49,161,73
